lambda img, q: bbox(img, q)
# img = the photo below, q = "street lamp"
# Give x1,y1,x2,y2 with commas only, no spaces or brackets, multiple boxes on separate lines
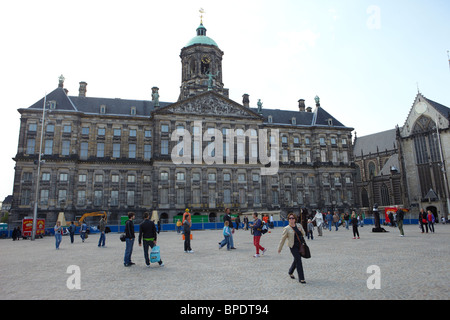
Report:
31,94,48,240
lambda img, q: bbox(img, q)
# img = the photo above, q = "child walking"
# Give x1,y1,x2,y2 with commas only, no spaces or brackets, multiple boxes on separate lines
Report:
307,219,314,240
219,221,232,250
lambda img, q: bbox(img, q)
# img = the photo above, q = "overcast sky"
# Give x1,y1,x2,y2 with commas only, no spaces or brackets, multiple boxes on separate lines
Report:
0,0,449,201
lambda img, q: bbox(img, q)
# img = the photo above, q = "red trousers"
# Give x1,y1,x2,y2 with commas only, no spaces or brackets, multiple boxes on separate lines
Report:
253,235,265,254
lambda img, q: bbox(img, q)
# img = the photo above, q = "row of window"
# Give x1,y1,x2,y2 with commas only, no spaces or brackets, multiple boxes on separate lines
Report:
23,170,352,185
20,186,353,208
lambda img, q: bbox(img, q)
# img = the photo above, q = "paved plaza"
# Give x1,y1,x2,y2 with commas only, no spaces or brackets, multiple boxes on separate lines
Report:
0,223,449,300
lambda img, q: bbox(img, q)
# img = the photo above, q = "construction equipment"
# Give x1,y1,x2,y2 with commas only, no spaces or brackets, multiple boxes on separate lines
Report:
73,211,107,227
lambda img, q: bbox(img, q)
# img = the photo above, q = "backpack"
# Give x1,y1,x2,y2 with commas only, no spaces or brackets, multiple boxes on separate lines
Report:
260,221,268,234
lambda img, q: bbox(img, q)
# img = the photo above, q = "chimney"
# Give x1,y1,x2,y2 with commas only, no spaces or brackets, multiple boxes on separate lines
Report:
242,94,250,108
298,99,306,112
78,81,87,97
306,106,312,113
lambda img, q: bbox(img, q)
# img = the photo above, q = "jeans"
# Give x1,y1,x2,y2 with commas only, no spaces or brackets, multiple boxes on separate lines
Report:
143,240,163,265
327,221,332,231
289,246,305,281
219,235,231,250
69,232,74,243
80,231,86,242
98,232,105,247
335,222,339,231
55,233,62,249
124,238,134,265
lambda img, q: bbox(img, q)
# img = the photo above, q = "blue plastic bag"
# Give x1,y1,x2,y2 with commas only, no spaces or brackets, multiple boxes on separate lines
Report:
150,246,160,263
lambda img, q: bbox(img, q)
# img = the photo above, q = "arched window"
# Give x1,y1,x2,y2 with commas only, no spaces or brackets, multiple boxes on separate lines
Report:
368,162,376,178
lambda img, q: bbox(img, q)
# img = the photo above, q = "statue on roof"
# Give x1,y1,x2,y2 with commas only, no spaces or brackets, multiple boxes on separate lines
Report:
206,70,220,91
257,99,263,113
152,87,160,107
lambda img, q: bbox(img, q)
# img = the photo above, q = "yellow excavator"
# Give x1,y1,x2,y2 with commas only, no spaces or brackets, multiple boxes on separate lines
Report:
73,211,108,227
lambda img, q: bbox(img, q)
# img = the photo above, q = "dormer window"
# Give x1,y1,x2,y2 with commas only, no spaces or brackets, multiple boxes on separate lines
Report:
268,115,273,123
130,107,136,115
48,100,56,110
328,118,333,126
100,105,106,114
292,117,296,125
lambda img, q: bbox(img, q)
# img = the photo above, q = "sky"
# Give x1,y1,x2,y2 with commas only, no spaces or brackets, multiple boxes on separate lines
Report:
0,0,449,201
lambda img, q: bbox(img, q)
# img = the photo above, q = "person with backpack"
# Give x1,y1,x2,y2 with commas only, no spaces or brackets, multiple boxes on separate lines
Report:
139,211,164,267
250,212,266,258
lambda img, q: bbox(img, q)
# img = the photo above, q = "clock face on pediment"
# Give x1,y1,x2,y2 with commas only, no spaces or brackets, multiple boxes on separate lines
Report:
155,92,262,120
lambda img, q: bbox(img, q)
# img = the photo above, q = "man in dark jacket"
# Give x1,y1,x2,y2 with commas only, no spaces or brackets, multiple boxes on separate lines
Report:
123,212,135,267
139,212,164,267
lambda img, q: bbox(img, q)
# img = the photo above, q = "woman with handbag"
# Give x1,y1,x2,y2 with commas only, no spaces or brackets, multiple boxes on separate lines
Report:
278,213,308,284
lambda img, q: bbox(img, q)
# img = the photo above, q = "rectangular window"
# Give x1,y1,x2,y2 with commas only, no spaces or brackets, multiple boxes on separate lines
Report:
28,123,37,132
58,189,67,206
144,144,152,160
128,144,136,158
224,189,231,203
46,124,54,133
113,143,121,158
94,190,103,206
161,140,169,155
192,189,201,204
98,128,106,136
62,140,70,156
144,130,152,138
44,139,53,155
176,189,185,205
127,175,136,183
97,142,105,157
40,189,49,205
80,142,88,160
59,173,68,182
81,127,89,135
26,138,35,154
254,189,261,204
161,124,169,133
127,191,135,206
111,190,119,206
95,174,103,183
129,129,137,137
111,174,120,183
113,128,121,137
77,190,86,206
160,188,168,204
42,173,51,181
78,174,87,182
63,125,71,134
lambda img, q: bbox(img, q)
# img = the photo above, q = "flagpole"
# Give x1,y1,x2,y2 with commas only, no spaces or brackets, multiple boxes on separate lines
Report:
31,93,47,241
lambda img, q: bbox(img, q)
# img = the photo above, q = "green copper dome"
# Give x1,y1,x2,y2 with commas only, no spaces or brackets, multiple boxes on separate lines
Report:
184,23,219,48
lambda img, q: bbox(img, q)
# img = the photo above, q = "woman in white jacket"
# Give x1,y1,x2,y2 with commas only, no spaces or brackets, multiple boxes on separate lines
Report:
278,213,307,284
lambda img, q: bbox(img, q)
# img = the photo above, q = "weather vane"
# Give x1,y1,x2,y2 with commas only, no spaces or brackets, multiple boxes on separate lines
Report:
199,8,205,24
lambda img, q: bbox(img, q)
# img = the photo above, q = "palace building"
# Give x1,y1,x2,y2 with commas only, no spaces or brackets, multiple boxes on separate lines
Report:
10,21,356,225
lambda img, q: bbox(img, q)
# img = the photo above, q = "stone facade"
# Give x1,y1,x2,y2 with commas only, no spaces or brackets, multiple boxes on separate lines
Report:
10,23,355,225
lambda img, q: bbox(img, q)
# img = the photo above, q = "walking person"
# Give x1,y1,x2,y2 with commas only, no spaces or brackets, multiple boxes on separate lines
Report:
312,210,324,236
139,211,164,267
344,212,350,230
54,221,63,249
223,208,236,249
326,211,333,231
176,219,182,233
183,218,194,253
419,208,428,233
333,212,340,231
351,211,360,239
250,212,266,258
397,208,405,237
80,221,87,242
68,221,76,244
307,219,314,240
427,210,435,233
219,220,232,250
123,212,136,267
277,213,307,284
98,216,106,247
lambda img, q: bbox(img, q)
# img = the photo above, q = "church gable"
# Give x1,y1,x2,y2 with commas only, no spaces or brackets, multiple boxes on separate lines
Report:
154,91,262,120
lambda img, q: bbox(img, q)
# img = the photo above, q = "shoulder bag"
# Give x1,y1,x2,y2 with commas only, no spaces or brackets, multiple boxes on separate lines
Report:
293,226,311,259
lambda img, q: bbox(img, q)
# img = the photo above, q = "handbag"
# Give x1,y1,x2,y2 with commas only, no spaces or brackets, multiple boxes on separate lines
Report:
120,233,126,242
293,227,311,259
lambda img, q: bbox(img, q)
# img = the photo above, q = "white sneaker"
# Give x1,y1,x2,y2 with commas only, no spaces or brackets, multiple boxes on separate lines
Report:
160,262,165,267
262,249,267,255
189,250,194,253
253,254,260,258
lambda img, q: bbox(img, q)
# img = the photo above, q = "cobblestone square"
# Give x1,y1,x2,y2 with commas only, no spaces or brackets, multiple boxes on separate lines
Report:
0,224,448,300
